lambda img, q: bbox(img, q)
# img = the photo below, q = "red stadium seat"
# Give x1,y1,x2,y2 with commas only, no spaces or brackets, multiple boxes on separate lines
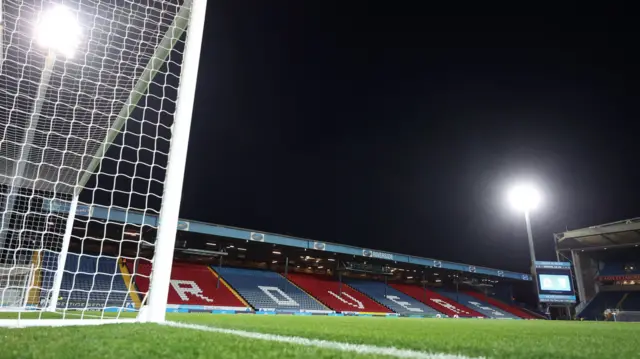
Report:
390,283,484,317
464,291,538,319
286,273,392,314
128,261,249,309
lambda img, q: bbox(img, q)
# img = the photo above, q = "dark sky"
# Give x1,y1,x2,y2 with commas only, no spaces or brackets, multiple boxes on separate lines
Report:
179,3,638,273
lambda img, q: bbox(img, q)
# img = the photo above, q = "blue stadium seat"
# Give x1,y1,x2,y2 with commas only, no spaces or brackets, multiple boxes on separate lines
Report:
215,267,329,312
40,251,133,309
438,290,519,319
345,279,442,316
598,261,639,276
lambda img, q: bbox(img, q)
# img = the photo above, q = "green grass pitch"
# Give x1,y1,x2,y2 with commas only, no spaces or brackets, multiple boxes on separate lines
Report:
1,313,638,358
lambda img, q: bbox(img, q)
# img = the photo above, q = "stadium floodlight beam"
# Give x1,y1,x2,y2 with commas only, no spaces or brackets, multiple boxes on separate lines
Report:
0,5,81,252
508,183,541,305
34,4,82,59
508,184,540,213
36,5,81,312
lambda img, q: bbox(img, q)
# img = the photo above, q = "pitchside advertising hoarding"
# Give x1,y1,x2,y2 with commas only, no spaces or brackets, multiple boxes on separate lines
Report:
534,261,576,304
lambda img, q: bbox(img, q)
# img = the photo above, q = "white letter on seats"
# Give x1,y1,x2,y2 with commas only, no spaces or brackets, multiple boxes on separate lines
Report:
386,295,423,312
328,291,364,309
431,298,467,314
469,301,503,316
258,286,299,306
170,280,214,303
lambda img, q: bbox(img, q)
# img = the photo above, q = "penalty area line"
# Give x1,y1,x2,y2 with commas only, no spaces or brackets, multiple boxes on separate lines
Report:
162,321,484,359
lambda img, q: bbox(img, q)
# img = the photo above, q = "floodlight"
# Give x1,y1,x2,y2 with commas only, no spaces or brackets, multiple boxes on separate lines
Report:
508,184,540,212
34,5,82,58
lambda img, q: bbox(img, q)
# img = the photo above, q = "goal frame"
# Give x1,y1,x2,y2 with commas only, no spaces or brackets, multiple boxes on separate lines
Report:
0,0,208,328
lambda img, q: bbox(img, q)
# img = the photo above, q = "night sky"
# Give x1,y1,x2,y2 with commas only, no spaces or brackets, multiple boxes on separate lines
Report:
179,3,638,273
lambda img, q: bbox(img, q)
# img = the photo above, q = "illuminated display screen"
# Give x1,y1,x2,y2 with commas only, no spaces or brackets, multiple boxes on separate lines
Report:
535,261,576,304
539,274,572,292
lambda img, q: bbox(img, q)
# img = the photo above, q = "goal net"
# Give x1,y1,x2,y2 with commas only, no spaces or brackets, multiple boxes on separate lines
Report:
0,0,206,327
0,264,35,310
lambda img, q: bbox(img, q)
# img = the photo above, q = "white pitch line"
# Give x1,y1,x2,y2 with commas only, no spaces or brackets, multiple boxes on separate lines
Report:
162,321,484,359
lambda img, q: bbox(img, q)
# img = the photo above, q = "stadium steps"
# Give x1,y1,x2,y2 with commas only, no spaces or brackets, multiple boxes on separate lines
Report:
577,292,626,320
390,283,484,317
211,268,258,311
128,261,250,310
464,291,537,319
616,293,629,309
622,292,640,310
27,251,43,306
286,273,392,314
208,267,254,310
119,258,142,308
206,270,257,311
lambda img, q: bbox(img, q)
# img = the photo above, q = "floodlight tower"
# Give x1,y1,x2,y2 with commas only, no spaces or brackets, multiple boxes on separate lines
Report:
0,4,82,309
37,5,82,312
0,5,82,248
508,184,541,302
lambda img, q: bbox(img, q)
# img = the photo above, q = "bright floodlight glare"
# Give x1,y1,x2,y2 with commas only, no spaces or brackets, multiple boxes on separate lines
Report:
508,184,541,212
34,5,82,58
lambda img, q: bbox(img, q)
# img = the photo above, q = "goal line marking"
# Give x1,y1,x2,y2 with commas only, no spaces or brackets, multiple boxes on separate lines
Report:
162,321,484,359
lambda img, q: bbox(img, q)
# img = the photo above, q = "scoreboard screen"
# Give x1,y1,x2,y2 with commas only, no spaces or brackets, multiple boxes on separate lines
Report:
534,261,576,304
539,274,571,292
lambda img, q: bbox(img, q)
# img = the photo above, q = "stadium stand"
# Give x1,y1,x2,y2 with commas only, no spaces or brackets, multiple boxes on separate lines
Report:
286,273,392,314
40,251,133,309
464,291,536,319
598,261,639,276
129,261,250,310
438,290,519,319
345,279,443,316
214,267,329,312
620,292,640,310
578,291,627,320
390,283,484,317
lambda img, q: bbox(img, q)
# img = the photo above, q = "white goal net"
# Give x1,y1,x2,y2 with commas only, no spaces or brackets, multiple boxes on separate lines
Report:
0,0,206,327
0,264,35,310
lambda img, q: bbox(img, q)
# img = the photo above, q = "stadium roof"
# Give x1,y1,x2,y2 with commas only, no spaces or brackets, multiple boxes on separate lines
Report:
555,217,640,251
46,199,532,281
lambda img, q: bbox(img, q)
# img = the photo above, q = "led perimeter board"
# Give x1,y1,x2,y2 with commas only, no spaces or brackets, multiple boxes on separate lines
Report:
534,261,576,304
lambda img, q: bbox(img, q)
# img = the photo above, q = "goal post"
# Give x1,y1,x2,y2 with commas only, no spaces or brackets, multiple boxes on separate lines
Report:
0,0,207,327
141,0,207,323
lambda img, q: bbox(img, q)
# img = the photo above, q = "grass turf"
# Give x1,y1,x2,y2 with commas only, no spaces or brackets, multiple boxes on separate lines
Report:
1,313,639,358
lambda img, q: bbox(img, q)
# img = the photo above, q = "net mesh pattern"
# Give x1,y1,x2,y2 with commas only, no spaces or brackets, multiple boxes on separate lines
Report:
0,0,182,193
0,0,191,319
